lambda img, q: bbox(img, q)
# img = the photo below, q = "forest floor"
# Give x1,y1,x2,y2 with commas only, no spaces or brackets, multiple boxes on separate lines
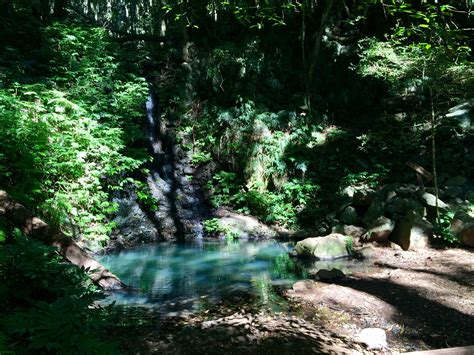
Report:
111,247,473,354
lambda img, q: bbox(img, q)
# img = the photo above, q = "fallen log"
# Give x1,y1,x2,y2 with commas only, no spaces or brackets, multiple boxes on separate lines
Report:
0,190,124,290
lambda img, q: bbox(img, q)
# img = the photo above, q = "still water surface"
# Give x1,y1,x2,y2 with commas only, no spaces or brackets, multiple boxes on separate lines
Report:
99,240,372,312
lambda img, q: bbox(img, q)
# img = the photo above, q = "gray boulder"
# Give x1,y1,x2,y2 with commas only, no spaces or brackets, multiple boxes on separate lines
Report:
215,210,279,239
362,200,385,226
340,206,359,225
389,211,432,250
363,216,395,242
293,234,351,260
420,192,448,209
450,211,474,247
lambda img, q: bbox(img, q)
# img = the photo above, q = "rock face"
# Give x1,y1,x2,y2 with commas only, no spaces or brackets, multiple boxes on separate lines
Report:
110,192,160,251
214,209,280,239
293,234,351,260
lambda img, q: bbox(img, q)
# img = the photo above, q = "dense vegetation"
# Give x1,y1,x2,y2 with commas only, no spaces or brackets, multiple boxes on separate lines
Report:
0,0,472,352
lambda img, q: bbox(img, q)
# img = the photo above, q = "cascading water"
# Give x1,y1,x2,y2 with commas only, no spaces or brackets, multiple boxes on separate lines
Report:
110,89,207,249
144,89,206,241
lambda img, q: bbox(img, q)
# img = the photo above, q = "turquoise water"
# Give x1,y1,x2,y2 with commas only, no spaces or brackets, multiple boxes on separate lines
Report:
99,240,306,311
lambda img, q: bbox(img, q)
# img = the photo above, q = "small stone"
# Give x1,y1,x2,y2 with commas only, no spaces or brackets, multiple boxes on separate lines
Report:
315,268,346,282
357,328,387,350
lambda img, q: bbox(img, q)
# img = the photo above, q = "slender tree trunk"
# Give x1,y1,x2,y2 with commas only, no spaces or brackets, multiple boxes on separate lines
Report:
429,88,439,222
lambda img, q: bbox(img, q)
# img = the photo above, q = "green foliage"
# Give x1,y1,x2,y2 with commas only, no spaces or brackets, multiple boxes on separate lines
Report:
0,22,148,243
133,180,159,212
207,171,241,208
433,211,459,246
191,151,213,165
203,218,239,241
0,236,116,353
344,236,354,254
341,165,388,189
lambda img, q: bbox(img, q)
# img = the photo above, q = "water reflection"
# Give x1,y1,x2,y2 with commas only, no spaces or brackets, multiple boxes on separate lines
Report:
99,240,374,312
99,241,304,309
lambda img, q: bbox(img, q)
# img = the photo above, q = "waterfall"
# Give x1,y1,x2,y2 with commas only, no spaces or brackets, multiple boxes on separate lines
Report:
111,88,207,249
144,88,206,241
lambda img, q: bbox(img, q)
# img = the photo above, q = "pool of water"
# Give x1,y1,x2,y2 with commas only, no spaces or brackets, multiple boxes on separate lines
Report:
99,240,375,312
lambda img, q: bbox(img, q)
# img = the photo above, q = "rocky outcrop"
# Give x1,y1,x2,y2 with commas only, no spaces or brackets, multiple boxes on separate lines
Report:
291,234,351,260
213,208,287,239
0,190,124,290
328,182,465,250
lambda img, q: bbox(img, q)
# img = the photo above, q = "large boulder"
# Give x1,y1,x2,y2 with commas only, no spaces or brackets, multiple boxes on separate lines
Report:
362,200,385,226
389,211,432,250
292,234,351,260
214,209,279,239
363,216,395,242
451,211,474,248
420,192,448,221
340,206,359,225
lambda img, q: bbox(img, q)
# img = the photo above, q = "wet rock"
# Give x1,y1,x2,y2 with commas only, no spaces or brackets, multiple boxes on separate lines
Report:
357,328,387,350
363,216,395,242
108,194,160,251
293,234,351,260
314,268,346,282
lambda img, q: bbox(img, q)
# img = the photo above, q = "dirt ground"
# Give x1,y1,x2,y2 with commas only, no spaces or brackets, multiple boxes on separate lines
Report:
286,246,474,353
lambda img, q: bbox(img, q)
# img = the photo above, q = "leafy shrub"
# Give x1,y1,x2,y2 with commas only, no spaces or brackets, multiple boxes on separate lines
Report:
433,211,459,246
0,22,148,243
203,218,238,241
0,235,116,353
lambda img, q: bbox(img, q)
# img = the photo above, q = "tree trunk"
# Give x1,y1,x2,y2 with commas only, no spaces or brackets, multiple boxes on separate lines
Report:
0,190,124,290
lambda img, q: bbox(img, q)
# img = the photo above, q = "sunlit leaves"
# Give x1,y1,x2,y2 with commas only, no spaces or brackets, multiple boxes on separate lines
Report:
0,22,148,243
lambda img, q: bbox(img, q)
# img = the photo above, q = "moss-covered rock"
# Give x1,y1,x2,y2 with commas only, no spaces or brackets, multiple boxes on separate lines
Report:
293,234,351,260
